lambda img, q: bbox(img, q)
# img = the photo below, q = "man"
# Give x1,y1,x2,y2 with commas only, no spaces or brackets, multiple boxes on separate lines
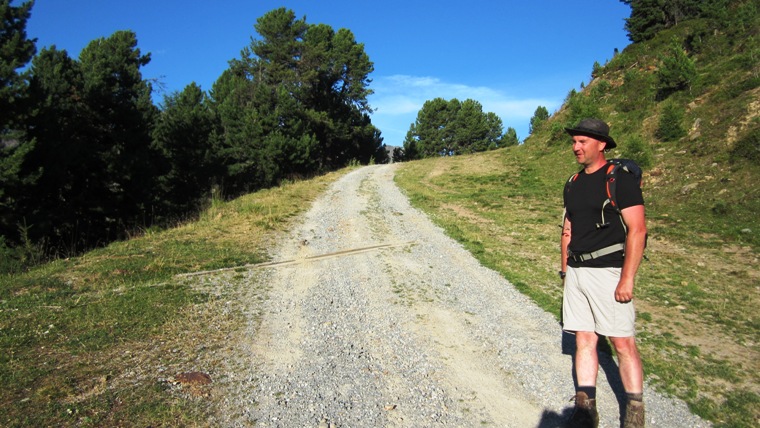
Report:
560,118,647,428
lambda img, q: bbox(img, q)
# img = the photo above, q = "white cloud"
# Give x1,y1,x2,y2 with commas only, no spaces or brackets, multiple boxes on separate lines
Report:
369,74,560,147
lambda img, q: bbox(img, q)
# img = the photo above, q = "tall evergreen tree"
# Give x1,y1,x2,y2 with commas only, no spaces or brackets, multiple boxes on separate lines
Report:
210,68,260,194
621,0,720,42
18,46,95,249
503,126,519,147
483,112,505,150
77,30,159,236
211,7,383,195
0,0,35,132
454,99,488,153
0,0,36,248
10,31,159,251
153,83,222,217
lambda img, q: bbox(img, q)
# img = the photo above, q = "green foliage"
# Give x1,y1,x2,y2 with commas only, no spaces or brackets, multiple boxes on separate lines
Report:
212,7,383,193
0,233,42,274
153,83,222,217
403,97,504,159
2,6,387,263
656,101,687,141
618,68,657,113
0,0,36,131
564,90,602,126
391,146,406,162
621,0,670,43
731,121,760,162
7,31,160,253
657,38,697,98
503,127,519,147
0,0,36,252
620,134,654,168
591,61,603,79
621,0,712,42
529,106,549,134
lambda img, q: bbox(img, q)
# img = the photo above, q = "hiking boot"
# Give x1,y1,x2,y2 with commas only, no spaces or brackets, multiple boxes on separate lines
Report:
566,392,599,428
624,399,646,428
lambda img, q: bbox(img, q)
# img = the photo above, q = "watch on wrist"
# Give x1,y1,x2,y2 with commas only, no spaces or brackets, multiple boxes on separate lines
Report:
559,271,566,279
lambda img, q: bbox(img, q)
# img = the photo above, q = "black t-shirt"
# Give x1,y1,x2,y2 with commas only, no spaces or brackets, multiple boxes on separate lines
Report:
564,164,644,268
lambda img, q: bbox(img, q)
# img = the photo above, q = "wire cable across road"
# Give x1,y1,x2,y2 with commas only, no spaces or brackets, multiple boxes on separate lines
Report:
175,240,417,278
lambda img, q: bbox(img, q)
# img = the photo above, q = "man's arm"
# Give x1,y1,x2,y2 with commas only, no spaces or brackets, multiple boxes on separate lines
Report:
616,204,647,302
560,216,571,275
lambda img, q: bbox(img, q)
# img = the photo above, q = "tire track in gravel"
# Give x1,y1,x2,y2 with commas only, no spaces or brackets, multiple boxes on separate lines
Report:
213,164,710,428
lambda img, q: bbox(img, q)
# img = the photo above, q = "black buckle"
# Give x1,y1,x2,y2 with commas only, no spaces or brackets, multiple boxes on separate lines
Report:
569,251,591,262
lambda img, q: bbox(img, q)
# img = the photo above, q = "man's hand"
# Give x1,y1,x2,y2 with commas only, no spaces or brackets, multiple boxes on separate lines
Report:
615,277,635,303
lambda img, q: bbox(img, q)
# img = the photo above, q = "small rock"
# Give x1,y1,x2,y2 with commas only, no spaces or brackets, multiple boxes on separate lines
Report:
681,183,699,194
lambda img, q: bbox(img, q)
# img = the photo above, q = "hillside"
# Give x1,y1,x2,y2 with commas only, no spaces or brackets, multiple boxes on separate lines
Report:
394,8,759,427
528,11,760,248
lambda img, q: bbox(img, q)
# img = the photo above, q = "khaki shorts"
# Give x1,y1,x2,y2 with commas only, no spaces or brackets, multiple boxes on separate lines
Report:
562,267,636,337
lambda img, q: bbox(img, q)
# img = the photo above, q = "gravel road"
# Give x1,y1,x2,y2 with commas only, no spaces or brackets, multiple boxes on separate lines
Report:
207,164,709,427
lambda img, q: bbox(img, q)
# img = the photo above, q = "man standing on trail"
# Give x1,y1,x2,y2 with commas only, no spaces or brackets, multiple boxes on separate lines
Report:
560,118,647,428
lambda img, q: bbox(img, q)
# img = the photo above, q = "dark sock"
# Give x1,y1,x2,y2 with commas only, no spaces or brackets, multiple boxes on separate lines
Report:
626,392,643,402
578,385,597,400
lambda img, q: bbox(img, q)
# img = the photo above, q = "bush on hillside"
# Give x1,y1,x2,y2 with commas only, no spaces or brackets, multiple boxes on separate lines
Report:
731,124,760,162
621,134,654,169
618,69,657,113
657,39,698,99
656,101,687,141
530,106,550,134
565,90,602,127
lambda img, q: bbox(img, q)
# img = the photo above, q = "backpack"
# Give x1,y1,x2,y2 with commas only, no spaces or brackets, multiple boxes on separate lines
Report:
564,158,642,230
563,159,646,261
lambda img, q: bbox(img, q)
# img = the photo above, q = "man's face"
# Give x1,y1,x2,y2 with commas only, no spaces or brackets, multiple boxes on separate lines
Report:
571,135,606,166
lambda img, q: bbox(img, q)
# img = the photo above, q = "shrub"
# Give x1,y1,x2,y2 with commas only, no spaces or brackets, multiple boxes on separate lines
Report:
657,38,697,99
590,80,611,99
565,91,602,126
592,61,603,79
549,121,568,146
731,123,760,162
656,102,687,141
621,134,654,169
618,69,656,113
0,237,23,274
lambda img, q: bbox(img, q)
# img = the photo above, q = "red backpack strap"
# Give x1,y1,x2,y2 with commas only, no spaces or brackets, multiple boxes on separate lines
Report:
605,162,621,212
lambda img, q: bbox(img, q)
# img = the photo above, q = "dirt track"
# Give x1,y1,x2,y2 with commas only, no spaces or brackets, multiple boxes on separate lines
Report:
208,164,708,427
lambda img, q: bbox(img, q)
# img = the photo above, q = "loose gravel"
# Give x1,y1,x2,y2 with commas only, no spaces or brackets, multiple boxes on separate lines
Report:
203,164,709,427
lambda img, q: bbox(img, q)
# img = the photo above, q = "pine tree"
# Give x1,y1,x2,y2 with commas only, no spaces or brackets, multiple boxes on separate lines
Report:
153,83,222,216
0,0,36,249
529,106,549,134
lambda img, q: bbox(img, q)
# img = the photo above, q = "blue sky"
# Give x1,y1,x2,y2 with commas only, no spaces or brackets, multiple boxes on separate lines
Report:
22,0,631,147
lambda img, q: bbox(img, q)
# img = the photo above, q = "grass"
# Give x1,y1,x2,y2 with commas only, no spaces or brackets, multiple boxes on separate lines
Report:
0,168,350,427
394,145,759,428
